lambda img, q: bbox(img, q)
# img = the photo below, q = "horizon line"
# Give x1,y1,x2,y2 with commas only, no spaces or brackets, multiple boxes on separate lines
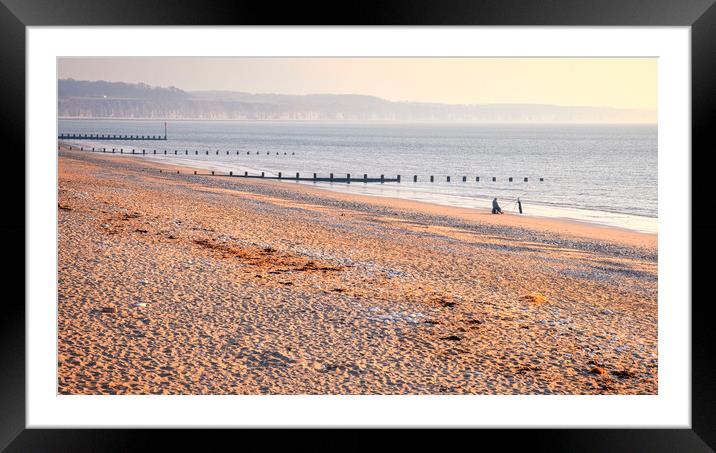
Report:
57,116,658,125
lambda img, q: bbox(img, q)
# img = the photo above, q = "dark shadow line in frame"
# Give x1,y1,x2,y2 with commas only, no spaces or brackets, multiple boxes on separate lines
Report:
4,0,715,451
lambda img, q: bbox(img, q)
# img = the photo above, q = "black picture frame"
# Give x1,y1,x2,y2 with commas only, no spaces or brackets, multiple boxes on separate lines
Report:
2,0,714,451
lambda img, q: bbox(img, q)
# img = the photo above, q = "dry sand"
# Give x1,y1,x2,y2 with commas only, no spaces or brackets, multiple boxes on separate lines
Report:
57,148,658,395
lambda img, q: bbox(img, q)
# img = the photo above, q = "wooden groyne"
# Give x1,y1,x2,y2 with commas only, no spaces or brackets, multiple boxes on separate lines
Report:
153,170,541,184
59,121,168,141
153,168,399,183
58,133,167,141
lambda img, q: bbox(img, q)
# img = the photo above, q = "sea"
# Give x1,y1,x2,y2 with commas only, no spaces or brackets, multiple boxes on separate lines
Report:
58,119,658,234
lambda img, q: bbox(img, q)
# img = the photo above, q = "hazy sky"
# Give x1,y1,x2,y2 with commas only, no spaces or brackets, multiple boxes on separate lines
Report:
58,57,657,110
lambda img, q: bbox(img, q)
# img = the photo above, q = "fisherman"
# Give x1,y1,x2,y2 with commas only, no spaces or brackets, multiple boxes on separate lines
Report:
492,197,503,214
517,197,523,214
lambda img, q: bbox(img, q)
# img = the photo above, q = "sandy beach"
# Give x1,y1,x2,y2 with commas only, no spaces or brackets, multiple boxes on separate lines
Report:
57,147,657,395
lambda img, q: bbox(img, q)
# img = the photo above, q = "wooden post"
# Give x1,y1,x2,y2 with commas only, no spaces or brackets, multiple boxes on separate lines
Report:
413,175,417,182
194,171,197,175
380,174,384,184
177,170,180,174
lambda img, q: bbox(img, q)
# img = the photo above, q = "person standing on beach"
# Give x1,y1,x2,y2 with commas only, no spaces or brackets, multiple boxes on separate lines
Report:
492,197,503,214
517,197,523,214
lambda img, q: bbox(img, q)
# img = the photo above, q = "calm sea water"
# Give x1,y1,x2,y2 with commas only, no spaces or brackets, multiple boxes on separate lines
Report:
58,119,658,233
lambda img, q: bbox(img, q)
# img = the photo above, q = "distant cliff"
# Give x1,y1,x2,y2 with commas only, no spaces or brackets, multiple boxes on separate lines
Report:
58,79,656,123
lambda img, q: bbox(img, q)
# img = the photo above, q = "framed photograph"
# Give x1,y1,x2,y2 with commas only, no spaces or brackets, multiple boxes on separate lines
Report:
5,0,715,450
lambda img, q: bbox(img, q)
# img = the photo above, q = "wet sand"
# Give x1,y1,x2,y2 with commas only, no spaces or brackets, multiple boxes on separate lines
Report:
57,149,658,395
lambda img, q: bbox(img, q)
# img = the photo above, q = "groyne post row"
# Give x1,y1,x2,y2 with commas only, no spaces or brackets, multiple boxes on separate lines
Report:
154,168,399,183
151,169,544,184
64,145,296,156
61,144,544,182
58,133,167,141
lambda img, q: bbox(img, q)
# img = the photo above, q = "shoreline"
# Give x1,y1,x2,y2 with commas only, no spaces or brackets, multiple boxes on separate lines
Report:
58,146,656,249
58,140,658,235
